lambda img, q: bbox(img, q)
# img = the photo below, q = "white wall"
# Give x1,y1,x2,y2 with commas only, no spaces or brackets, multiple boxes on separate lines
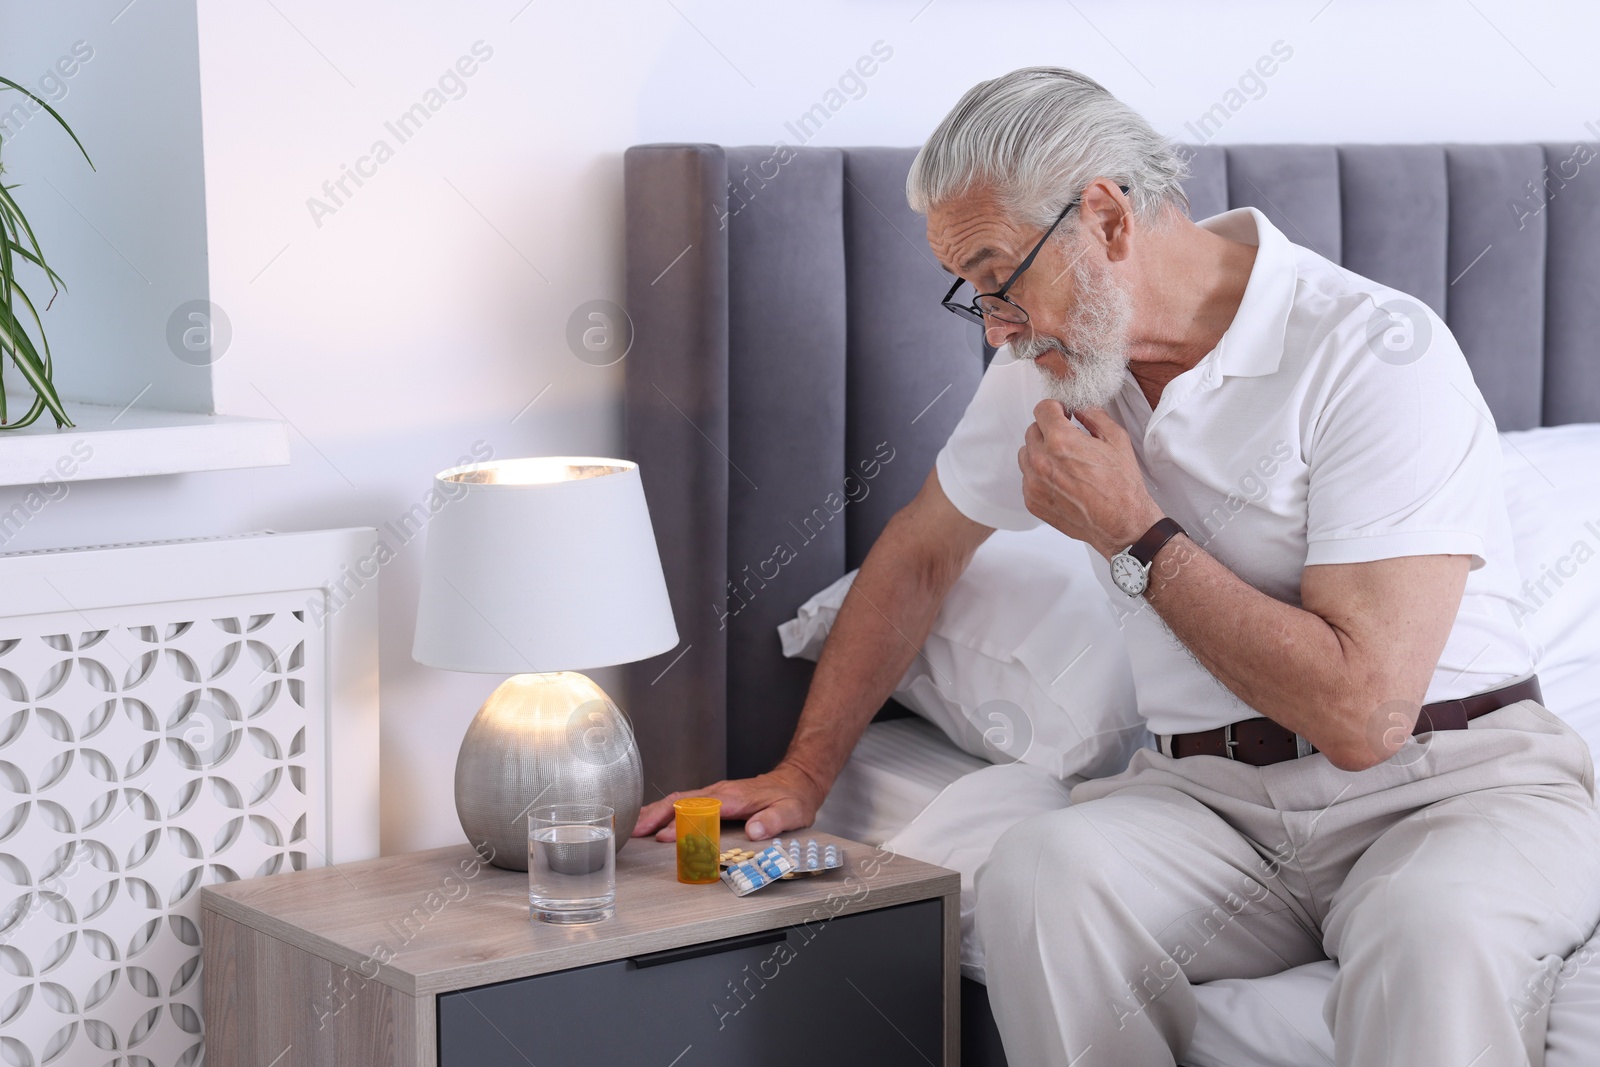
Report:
2,0,1596,856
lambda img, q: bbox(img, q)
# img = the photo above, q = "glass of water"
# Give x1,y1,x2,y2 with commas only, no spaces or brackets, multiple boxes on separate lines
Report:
528,803,616,924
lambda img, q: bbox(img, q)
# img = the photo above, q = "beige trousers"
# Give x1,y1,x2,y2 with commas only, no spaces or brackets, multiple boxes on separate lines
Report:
975,701,1600,1066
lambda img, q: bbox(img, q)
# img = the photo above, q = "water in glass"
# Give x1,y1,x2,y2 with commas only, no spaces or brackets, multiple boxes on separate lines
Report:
528,804,616,923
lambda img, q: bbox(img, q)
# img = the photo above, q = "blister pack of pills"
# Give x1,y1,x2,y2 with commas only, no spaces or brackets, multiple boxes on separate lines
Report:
719,845,796,896
773,837,843,876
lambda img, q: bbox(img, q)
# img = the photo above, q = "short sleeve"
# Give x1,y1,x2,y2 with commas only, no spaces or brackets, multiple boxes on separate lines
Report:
934,350,1045,532
1303,304,1498,569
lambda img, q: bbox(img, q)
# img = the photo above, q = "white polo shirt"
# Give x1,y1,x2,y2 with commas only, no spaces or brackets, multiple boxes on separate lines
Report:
936,207,1535,736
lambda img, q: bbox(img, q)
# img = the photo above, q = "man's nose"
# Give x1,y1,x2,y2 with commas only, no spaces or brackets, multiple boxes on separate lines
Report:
985,318,1025,349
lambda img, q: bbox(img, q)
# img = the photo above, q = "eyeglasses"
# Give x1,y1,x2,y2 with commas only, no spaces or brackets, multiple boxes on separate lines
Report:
940,184,1130,327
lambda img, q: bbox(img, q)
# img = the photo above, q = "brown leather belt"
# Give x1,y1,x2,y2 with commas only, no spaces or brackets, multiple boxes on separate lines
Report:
1163,676,1543,766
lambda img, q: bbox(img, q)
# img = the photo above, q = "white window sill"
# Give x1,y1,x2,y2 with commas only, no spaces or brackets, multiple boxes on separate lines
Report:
0,401,289,486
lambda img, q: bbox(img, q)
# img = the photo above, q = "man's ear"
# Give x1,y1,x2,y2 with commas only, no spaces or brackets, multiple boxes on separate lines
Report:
1080,178,1132,262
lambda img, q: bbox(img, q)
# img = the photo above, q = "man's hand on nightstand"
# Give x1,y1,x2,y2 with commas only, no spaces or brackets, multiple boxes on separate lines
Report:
633,762,825,843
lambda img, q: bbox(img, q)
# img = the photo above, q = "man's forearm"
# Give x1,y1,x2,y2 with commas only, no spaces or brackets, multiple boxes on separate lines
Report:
1137,537,1422,768
1141,538,1352,727
779,525,962,798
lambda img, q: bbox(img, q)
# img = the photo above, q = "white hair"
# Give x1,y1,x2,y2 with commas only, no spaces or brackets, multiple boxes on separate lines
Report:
907,66,1189,230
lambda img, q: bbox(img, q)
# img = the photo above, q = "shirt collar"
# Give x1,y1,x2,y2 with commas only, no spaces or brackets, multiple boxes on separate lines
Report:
1195,207,1297,379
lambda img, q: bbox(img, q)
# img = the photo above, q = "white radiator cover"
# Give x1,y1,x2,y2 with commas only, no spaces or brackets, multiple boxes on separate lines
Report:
0,530,380,1067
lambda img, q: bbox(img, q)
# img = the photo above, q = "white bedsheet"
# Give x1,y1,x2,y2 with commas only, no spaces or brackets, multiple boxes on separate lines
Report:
814,716,1600,1067
812,717,991,846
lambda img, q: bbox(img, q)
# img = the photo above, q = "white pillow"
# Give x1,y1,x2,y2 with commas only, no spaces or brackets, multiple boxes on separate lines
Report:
1500,424,1600,755
778,524,1146,781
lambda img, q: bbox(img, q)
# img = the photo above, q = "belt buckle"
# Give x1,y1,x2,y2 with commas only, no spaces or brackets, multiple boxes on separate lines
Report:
1222,722,1237,760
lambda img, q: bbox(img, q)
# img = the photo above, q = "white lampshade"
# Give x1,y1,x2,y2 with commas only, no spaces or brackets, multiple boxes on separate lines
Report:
412,456,679,674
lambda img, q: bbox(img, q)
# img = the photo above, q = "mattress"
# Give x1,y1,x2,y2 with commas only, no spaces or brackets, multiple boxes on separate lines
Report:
813,716,1600,1067
812,716,989,846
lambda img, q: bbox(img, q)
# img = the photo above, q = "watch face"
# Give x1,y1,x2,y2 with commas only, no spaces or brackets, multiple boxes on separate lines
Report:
1110,552,1148,597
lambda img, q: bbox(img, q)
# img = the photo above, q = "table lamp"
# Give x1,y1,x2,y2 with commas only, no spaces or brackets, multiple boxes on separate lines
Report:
412,456,679,871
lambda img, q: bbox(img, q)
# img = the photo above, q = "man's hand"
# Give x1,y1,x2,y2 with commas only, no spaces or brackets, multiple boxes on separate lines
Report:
1018,402,1163,558
632,762,825,843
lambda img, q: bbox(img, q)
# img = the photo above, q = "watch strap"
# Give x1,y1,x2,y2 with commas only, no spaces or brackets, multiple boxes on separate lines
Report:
1129,517,1185,567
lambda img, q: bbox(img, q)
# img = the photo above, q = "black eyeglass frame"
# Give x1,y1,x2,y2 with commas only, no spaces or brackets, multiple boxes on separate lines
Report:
940,184,1130,327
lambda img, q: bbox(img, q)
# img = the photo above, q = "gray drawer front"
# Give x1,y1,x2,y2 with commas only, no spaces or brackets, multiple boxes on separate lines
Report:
438,898,943,1066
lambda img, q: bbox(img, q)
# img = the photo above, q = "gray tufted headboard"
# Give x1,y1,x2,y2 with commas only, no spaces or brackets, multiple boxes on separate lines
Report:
620,143,1600,795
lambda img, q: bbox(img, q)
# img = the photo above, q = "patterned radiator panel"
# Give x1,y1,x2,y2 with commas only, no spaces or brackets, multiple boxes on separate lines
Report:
0,591,326,1067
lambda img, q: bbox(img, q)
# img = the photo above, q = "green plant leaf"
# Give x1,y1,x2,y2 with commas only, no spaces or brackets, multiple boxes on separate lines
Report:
0,299,71,427
1,393,46,429
0,231,66,292
10,280,56,377
0,180,61,273
0,74,88,430
0,76,93,169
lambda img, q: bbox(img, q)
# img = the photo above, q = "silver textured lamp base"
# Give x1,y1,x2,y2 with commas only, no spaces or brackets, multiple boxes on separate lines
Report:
454,672,643,871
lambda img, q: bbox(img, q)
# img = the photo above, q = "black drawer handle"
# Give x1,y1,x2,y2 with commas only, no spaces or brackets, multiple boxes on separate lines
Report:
629,929,787,969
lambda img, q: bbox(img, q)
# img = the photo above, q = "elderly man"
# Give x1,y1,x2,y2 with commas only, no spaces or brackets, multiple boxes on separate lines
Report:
636,67,1600,1064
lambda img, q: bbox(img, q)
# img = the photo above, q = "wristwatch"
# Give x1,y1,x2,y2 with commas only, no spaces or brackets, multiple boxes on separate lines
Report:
1109,517,1186,597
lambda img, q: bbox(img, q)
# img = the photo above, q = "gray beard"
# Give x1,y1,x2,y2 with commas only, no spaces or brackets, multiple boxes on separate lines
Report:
1011,253,1132,412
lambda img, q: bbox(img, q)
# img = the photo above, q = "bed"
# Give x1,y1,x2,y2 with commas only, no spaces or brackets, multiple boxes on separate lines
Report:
620,141,1600,1065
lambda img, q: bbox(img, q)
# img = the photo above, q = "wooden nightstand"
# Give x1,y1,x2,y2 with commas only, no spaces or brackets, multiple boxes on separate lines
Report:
202,831,959,1066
